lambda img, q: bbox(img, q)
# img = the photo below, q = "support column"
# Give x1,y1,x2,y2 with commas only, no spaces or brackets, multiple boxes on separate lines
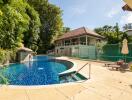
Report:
86,35,88,45
78,37,80,45
70,39,72,45
61,40,63,46
64,40,66,46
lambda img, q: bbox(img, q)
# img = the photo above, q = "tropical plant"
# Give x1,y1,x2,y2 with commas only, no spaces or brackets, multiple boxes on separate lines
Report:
62,27,70,33
0,0,63,59
0,0,41,50
0,73,9,84
0,49,10,64
28,0,63,53
0,66,9,85
23,4,41,51
94,23,124,44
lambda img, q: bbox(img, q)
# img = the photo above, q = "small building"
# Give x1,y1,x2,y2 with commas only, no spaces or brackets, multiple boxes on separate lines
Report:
55,27,104,59
17,46,33,63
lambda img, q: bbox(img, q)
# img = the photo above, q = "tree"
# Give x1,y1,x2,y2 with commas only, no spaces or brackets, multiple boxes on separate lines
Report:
28,0,63,53
0,0,41,50
94,23,124,44
62,27,70,33
23,4,41,51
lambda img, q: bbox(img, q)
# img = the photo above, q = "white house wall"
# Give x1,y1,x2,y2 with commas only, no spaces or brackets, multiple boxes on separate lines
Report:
55,45,96,59
79,45,96,59
89,38,97,45
71,45,79,57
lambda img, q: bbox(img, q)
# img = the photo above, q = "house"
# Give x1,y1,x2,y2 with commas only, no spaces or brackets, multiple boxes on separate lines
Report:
55,27,104,59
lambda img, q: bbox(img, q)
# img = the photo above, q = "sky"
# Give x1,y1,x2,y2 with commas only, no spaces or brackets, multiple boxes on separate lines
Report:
49,0,132,30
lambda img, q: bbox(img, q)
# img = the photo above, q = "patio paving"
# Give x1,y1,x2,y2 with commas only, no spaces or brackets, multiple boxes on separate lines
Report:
0,57,132,100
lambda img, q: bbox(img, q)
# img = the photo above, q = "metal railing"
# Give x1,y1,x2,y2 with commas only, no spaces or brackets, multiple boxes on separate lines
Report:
72,62,91,79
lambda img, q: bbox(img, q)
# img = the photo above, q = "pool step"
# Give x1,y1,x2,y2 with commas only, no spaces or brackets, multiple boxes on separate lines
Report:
59,73,81,83
71,74,82,81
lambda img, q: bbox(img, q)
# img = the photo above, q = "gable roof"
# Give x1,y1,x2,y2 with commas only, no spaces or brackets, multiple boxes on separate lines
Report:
57,27,103,41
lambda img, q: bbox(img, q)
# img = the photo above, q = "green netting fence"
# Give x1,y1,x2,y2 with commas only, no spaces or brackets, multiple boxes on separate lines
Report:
53,43,132,62
67,43,132,62
97,43,132,62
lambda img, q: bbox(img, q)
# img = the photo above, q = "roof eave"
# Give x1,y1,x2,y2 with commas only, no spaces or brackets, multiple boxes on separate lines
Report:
123,0,132,9
55,34,104,41
122,4,132,11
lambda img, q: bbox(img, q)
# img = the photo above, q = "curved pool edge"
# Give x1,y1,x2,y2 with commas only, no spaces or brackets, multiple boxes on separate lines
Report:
59,60,77,75
0,56,88,88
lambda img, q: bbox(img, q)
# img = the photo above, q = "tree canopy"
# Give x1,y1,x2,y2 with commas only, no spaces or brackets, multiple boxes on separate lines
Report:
62,27,70,33
28,0,63,53
0,0,41,50
94,23,124,44
0,0,64,54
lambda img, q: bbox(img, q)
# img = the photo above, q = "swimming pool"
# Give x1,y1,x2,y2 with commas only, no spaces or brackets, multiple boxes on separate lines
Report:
0,56,86,86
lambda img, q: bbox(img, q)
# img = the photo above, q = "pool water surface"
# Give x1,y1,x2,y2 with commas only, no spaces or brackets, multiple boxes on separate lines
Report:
0,56,69,85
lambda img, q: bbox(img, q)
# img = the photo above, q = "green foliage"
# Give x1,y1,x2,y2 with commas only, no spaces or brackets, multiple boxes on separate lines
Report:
0,0,28,49
0,0,63,55
0,49,10,64
94,23,124,44
0,48,17,64
0,0,41,50
28,0,63,53
96,41,107,54
62,27,70,33
23,4,41,51
0,0,3,4
0,65,9,84
130,64,132,71
9,48,17,62
0,73,9,84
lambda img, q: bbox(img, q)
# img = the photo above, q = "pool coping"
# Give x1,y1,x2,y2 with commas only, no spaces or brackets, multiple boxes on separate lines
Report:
0,56,88,88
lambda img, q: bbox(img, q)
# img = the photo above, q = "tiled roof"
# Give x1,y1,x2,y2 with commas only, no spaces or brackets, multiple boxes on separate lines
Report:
57,27,103,41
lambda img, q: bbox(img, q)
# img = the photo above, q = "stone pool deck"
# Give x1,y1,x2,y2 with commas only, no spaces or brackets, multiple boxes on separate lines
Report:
0,57,132,100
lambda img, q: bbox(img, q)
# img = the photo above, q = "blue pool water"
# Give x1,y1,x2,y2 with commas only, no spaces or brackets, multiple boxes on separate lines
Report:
0,56,69,85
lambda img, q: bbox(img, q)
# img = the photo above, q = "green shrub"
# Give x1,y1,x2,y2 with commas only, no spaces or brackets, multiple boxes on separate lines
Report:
130,64,132,72
0,73,9,85
9,49,17,63
0,49,17,64
0,49,10,64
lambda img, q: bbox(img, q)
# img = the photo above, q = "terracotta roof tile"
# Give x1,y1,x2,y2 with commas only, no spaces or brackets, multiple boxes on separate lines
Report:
57,27,103,40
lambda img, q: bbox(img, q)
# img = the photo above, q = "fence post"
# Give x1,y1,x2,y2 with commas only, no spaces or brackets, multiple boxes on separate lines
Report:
89,63,91,79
